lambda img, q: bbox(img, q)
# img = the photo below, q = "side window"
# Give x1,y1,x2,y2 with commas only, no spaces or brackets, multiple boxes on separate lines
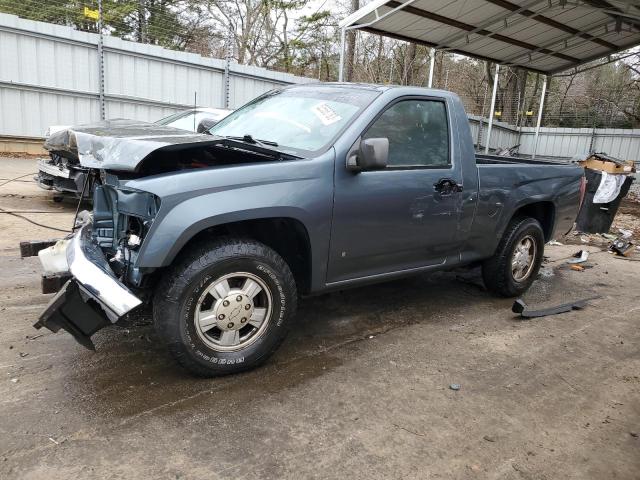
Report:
362,99,450,167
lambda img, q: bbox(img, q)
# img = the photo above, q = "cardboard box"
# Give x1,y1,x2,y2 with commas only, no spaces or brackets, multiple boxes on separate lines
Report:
578,156,636,174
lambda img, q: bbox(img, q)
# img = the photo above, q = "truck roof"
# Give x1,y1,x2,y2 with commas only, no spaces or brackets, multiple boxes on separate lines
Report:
284,82,455,97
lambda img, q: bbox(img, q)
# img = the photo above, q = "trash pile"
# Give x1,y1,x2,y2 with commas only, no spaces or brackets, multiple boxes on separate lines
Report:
568,228,639,260
574,152,635,235
567,152,639,260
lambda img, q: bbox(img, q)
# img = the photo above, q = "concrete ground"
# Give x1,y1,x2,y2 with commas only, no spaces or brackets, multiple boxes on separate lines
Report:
0,156,638,480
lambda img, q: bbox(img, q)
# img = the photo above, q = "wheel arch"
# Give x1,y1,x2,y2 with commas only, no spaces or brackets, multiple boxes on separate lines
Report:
510,200,556,242
148,215,314,294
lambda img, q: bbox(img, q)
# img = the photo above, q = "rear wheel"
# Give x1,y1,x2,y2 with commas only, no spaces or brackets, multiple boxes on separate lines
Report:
482,217,545,297
154,237,297,376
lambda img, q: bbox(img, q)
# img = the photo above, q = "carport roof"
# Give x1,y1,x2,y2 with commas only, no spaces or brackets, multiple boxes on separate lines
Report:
339,0,640,75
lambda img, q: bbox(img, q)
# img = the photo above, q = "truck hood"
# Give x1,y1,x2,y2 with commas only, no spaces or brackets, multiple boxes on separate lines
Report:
44,119,222,171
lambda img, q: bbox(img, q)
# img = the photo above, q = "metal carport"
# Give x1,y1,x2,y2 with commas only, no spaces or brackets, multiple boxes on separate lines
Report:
338,0,640,157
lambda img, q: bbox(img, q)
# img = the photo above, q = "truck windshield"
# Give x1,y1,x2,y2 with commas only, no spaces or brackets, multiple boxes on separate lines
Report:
209,86,380,154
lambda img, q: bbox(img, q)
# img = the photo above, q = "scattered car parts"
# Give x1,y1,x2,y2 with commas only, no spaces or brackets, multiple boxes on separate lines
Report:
567,250,589,264
512,296,601,319
610,237,634,256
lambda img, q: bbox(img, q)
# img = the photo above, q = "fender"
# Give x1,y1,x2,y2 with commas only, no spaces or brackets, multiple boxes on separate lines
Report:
123,153,335,290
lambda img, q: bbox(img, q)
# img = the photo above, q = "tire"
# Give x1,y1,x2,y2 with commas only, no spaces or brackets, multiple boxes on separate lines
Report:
154,237,297,376
482,216,545,297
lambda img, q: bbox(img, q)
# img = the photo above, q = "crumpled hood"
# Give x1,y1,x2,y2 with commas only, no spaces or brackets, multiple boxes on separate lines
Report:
44,119,222,171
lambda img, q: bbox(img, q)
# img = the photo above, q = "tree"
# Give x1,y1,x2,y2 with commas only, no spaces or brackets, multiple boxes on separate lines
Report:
344,0,359,81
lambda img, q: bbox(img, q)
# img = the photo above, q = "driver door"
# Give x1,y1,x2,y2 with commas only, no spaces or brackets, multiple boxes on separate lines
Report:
327,98,465,284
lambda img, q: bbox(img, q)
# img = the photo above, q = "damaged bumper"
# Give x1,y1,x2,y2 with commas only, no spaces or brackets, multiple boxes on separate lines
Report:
34,224,142,349
36,158,90,197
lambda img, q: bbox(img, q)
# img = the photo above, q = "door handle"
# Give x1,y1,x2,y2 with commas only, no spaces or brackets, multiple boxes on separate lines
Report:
433,178,463,195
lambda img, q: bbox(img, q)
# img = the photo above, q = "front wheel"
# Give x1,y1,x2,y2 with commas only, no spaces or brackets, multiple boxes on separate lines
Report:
482,216,545,297
154,238,297,376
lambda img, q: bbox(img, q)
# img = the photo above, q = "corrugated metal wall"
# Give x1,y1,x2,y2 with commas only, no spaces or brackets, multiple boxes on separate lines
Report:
470,117,640,161
519,127,640,160
0,13,312,138
2,12,640,162
468,115,520,151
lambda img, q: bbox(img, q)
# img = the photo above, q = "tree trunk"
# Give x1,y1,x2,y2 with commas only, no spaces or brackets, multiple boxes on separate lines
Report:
345,0,360,82
502,68,525,125
525,73,541,127
403,43,417,85
137,0,146,43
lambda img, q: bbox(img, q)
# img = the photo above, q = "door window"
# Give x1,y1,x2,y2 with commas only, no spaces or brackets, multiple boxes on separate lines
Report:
363,100,450,167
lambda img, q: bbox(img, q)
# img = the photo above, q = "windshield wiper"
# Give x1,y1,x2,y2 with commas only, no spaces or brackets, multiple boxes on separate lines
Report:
225,134,278,148
216,134,300,161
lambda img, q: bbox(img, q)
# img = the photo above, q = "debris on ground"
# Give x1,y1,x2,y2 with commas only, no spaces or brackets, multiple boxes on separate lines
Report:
609,237,634,256
449,383,461,391
570,264,585,272
512,296,601,319
547,240,563,246
483,435,497,442
567,250,589,264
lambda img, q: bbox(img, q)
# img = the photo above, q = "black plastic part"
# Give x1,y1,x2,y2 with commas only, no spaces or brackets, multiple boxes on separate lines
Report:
575,168,633,233
512,296,601,319
92,185,115,248
610,238,633,256
34,280,113,350
19,239,58,258
42,273,72,294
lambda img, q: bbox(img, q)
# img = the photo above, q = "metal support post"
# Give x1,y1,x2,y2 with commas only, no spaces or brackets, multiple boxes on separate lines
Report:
484,63,500,154
532,75,548,159
477,83,489,149
338,28,346,82
223,31,232,109
427,48,435,88
97,0,105,120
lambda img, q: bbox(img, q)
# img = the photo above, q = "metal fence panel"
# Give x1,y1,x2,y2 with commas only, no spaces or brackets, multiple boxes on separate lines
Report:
468,115,520,151
518,127,640,161
0,13,312,139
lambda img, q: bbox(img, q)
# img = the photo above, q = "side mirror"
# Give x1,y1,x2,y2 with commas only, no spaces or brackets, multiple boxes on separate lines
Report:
196,118,218,134
347,138,389,172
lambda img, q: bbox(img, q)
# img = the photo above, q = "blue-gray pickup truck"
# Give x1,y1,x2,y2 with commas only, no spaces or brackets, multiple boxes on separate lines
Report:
28,83,585,376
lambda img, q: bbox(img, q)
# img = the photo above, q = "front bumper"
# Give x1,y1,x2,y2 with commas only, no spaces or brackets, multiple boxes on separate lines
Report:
34,224,142,349
36,158,90,197
37,158,71,179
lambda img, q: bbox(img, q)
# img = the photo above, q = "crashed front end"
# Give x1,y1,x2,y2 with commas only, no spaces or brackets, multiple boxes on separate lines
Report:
31,180,160,349
35,224,142,349
35,154,91,198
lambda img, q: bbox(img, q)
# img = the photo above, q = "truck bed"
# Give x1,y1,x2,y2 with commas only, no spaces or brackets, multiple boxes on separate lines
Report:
475,153,571,165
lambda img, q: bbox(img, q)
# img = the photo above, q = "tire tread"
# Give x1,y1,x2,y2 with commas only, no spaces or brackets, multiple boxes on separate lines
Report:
482,216,543,297
153,237,297,377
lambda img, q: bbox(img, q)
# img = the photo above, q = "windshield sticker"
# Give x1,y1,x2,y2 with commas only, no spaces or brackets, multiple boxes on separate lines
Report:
311,103,342,126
